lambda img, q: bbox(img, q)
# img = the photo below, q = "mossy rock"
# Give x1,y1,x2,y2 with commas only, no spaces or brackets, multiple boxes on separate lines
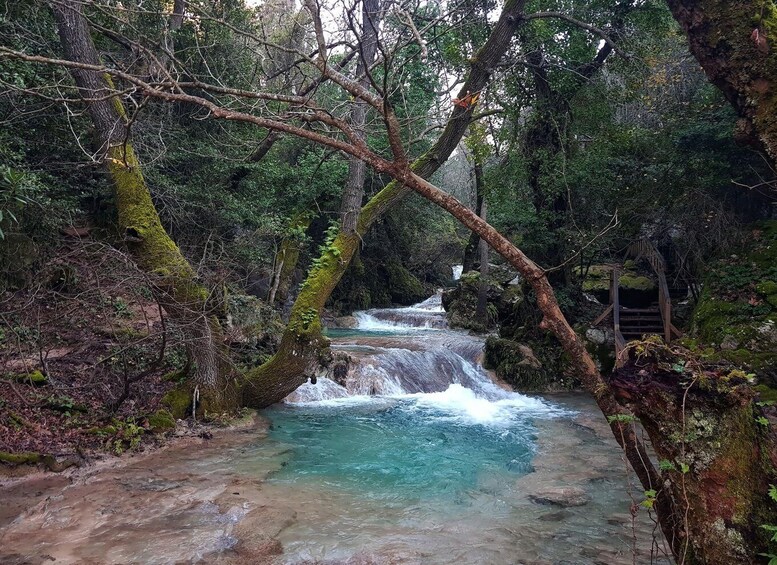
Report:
11,370,47,386
580,264,656,293
691,222,777,384
147,409,176,432
111,327,149,341
442,270,508,332
619,273,656,291
162,387,192,420
383,259,427,304
484,337,575,392
754,384,777,404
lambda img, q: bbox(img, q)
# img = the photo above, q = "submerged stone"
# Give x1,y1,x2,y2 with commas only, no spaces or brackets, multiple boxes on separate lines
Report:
528,486,590,507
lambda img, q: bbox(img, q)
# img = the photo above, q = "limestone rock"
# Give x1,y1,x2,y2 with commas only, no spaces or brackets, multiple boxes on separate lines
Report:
528,486,590,507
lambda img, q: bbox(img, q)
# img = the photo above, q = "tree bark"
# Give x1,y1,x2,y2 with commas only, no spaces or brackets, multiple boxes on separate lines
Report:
462,165,484,272
474,165,489,327
611,347,777,564
50,0,237,414
666,0,777,163
340,0,381,233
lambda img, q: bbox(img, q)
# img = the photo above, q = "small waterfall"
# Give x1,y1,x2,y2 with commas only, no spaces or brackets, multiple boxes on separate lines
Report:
287,291,523,404
352,292,447,330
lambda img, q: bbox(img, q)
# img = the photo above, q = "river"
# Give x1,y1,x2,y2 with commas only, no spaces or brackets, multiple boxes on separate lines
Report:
0,293,669,564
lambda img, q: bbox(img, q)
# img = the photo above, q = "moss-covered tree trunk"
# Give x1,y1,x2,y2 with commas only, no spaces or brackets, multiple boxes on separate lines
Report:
240,0,529,407
51,0,237,414
611,344,777,564
666,0,777,162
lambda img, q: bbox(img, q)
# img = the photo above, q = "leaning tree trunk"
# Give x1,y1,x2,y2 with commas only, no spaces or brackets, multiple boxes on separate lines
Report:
50,0,237,414
666,0,777,162
241,0,530,407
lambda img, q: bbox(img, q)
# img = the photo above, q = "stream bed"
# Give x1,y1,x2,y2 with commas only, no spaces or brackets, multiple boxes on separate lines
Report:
0,294,669,564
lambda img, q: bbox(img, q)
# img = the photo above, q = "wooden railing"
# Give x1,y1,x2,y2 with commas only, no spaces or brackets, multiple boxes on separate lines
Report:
611,267,627,367
657,270,672,343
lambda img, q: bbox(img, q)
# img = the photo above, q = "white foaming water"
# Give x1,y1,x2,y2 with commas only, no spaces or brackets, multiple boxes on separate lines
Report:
409,384,556,425
409,293,445,312
289,292,566,422
353,311,443,331
452,264,463,280
352,291,447,331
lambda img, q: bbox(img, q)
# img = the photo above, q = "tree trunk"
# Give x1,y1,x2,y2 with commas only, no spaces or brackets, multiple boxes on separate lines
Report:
269,215,311,306
611,346,777,564
241,0,530,407
50,0,237,414
462,166,484,272
474,166,489,327
666,0,777,162
340,0,381,233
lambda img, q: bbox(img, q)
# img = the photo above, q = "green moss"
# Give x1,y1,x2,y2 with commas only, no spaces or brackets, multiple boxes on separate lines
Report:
754,384,777,403
112,327,148,341
162,387,192,420
619,273,656,291
757,281,777,297
11,369,46,385
147,409,176,432
484,337,574,392
0,451,41,465
579,264,656,292
384,258,426,304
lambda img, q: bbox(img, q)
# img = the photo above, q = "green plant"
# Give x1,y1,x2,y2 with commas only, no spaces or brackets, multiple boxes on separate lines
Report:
607,414,636,424
659,459,676,471
109,418,144,455
641,489,657,509
113,297,132,318
0,165,34,240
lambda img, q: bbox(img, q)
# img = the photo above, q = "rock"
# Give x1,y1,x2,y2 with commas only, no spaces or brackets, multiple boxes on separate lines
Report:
585,328,607,345
537,510,573,522
484,337,574,392
528,486,590,507
720,335,739,350
10,370,47,386
442,270,523,332
333,316,358,328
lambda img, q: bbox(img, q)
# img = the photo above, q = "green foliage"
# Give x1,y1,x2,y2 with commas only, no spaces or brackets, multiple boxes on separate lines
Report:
659,459,676,471
0,165,34,240
112,297,132,318
607,414,636,424
109,418,144,455
641,489,658,509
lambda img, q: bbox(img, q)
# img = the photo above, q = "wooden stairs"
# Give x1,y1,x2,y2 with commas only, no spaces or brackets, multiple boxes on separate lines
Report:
619,306,664,340
592,239,683,367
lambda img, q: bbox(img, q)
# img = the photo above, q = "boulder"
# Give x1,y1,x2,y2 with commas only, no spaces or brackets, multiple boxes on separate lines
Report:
528,486,590,507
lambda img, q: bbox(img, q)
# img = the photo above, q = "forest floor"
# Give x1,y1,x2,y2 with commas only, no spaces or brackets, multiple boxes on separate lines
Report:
0,236,203,472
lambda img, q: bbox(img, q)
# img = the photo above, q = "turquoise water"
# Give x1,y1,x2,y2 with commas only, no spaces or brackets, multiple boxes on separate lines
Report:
263,393,542,501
